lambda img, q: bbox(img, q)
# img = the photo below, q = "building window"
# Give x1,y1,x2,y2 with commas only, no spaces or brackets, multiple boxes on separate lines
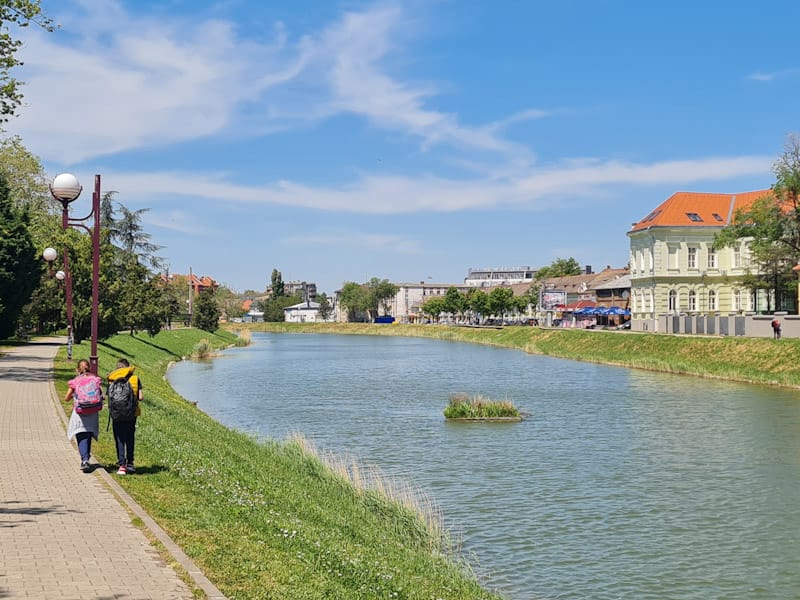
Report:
732,289,741,311
668,289,678,312
686,212,703,222
669,245,679,269
733,246,741,268
712,213,723,222
708,289,717,311
688,290,697,311
707,248,717,269
688,247,697,269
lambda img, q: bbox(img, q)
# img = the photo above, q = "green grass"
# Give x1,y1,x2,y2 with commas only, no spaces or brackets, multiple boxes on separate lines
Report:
444,394,521,419
242,322,800,389
53,328,501,600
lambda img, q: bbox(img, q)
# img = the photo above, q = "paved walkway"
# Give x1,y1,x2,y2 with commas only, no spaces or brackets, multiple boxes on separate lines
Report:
0,338,225,599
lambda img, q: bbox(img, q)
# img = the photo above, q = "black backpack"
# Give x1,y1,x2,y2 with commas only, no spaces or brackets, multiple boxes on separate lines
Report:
107,374,137,422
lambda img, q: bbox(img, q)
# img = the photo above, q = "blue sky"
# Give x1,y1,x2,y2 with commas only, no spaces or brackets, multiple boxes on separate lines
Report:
9,0,800,295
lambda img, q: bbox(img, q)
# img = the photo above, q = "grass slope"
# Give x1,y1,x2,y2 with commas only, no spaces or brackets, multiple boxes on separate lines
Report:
239,322,800,389
53,329,500,600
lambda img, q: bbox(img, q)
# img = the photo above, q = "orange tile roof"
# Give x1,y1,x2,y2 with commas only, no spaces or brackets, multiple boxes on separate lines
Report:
630,189,773,232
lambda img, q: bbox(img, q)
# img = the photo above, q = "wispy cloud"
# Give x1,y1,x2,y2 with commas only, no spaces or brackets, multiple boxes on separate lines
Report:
104,154,771,215
8,1,530,164
143,210,209,235
746,67,800,82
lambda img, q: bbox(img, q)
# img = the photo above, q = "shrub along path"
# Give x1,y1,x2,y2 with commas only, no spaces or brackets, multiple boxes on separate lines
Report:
0,337,223,599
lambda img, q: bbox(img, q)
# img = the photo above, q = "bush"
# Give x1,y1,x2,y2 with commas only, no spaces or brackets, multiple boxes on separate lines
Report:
443,393,520,419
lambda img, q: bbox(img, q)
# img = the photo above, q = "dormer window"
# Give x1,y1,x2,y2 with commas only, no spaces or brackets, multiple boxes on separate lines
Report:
686,212,703,222
712,213,723,222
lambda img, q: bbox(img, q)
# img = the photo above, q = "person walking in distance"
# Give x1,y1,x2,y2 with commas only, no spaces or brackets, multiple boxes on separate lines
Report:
771,318,782,340
64,359,104,472
107,358,143,475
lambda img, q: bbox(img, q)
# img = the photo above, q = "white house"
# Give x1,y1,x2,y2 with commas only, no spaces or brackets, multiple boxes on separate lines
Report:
284,301,324,323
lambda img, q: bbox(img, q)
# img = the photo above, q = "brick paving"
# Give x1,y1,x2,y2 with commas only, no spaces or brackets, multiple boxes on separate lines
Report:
0,338,225,599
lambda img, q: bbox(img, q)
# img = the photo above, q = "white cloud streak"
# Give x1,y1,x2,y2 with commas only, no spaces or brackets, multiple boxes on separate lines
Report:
746,67,800,82
103,154,771,215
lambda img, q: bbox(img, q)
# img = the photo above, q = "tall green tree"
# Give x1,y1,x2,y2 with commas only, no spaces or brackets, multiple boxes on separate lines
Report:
443,287,466,321
270,269,285,299
194,287,221,332
339,281,370,322
466,288,489,323
0,173,38,338
421,296,446,323
487,287,514,321
715,135,800,311
535,257,583,280
0,1,54,121
366,277,398,321
317,292,333,321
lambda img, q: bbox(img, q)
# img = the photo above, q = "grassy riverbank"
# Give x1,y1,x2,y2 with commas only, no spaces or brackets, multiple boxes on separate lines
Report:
52,329,500,600
238,322,800,389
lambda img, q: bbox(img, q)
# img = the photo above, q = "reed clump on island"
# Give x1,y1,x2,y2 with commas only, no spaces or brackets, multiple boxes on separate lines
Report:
444,393,521,420
52,329,500,600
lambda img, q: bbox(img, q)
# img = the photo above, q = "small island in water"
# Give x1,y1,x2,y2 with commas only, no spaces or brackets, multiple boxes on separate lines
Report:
443,393,524,422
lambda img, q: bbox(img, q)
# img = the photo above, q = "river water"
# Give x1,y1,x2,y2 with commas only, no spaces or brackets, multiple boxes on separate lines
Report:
167,332,800,599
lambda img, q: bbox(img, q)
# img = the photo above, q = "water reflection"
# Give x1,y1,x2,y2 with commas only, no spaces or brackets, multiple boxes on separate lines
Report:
168,333,800,599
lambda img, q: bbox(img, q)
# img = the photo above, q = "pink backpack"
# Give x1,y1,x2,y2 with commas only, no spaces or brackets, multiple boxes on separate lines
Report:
73,374,104,415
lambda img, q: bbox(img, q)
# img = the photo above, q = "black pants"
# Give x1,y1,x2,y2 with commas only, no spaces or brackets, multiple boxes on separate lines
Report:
112,418,137,465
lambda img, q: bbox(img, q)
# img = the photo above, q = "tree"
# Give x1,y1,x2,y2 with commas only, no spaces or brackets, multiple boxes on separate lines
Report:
0,1,54,120
487,287,514,322
535,257,583,280
317,292,333,321
0,174,38,338
258,293,301,322
442,287,466,322
421,297,446,323
366,277,398,321
466,288,489,323
270,269,285,299
338,281,370,322
715,135,800,312
194,287,220,332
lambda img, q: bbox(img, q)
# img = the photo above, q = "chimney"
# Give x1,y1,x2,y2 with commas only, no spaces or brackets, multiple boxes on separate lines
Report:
584,265,592,274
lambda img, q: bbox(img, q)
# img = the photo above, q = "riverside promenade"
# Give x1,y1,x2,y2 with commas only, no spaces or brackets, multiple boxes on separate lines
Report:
0,338,225,599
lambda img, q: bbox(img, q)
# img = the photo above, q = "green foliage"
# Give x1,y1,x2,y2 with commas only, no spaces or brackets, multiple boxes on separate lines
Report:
443,394,520,419
714,135,800,311
259,293,301,322
270,268,284,299
444,286,467,317
487,286,514,319
317,292,333,321
467,288,489,321
0,1,54,121
366,277,399,320
0,174,38,338
191,337,213,358
421,296,446,322
193,288,221,332
535,257,583,280
338,281,370,322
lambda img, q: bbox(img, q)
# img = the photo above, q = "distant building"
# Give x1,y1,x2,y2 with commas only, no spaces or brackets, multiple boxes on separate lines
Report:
167,273,218,296
285,301,325,323
464,266,536,288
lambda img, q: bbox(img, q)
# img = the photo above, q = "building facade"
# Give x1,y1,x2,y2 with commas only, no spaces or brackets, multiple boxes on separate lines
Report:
627,189,775,332
464,266,536,287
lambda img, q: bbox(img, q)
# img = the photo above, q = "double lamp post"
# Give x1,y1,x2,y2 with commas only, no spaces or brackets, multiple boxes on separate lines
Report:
42,173,102,375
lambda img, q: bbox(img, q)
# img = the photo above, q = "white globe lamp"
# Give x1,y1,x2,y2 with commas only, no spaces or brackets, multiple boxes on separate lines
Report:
43,247,58,262
55,270,66,281
50,173,82,203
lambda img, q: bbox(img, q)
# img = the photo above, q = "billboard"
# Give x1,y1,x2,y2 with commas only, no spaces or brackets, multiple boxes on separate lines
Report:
540,290,567,310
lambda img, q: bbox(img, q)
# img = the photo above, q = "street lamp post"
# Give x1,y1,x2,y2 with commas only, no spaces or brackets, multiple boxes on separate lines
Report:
49,173,102,375
42,247,72,359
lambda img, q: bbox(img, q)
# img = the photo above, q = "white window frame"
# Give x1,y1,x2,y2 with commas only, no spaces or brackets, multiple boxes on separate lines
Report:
687,247,697,269
707,248,717,269
733,246,741,268
688,290,697,311
668,289,678,312
708,289,717,311
732,289,741,311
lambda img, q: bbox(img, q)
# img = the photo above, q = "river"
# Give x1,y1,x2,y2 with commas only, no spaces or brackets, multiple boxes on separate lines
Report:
167,332,800,599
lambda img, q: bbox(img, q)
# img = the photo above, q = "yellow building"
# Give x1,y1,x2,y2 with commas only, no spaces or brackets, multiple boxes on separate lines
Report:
627,189,772,332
